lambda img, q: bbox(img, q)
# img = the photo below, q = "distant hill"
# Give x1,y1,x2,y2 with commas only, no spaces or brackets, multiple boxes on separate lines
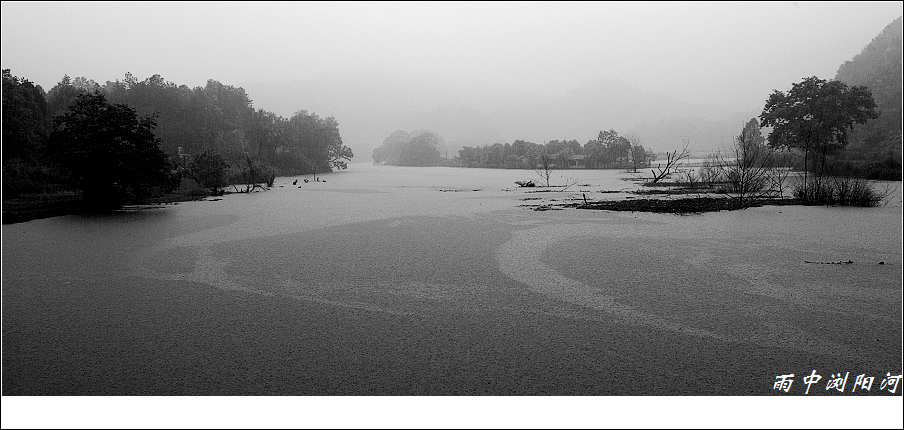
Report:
835,16,903,160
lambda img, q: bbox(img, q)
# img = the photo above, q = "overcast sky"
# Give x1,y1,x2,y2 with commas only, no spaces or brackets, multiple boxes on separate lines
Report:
2,1,901,154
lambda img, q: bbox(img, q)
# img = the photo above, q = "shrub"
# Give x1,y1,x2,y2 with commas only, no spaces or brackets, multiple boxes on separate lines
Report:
831,176,888,206
697,156,724,187
791,176,887,207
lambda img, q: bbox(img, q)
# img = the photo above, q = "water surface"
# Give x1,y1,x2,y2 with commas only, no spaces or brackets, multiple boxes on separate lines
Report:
3,164,901,394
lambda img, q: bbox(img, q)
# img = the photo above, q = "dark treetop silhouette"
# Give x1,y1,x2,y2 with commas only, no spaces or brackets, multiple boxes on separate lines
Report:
49,93,170,208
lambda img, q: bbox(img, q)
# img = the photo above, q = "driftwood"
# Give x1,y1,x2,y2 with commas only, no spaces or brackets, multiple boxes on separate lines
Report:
232,183,268,193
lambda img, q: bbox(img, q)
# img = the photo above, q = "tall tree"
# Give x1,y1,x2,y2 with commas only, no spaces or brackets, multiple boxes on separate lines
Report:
759,76,878,185
738,118,766,155
49,93,171,208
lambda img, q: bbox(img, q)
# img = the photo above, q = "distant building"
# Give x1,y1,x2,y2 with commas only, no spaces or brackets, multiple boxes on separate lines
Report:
568,154,586,169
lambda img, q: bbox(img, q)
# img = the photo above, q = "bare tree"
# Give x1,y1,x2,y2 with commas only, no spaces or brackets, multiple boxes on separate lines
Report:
231,154,275,193
768,161,792,200
535,153,554,187
715,139,772,207
697,154,723,187
715,119,789,207
682,169,700,189
647,142,690,184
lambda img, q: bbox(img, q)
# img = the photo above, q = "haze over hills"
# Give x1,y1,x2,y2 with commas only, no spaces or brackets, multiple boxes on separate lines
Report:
240,13,902,161
247,76,762,159
247,14,903,162
8,4,894,162
835,15,903,159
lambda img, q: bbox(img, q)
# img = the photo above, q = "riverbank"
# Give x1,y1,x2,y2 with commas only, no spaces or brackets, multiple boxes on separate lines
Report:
1,189,212,225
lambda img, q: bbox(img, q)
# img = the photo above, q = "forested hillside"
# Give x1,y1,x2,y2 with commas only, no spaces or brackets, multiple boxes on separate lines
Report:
834,16,902,177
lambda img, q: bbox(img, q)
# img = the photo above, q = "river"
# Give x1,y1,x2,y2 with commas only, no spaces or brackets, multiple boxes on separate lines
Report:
3,164,901,394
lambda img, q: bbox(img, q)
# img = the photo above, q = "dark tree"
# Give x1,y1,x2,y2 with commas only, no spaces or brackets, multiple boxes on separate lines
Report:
189,149,229,194
2,69,49,162
2,70,353,206
759,76,878,184
97,73,352,176
49,93,171,208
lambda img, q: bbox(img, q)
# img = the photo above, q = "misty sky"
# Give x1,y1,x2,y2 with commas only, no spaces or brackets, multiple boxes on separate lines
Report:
2,1,901,156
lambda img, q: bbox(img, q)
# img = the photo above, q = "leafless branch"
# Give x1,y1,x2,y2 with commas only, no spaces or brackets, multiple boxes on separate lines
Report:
647,142,690,184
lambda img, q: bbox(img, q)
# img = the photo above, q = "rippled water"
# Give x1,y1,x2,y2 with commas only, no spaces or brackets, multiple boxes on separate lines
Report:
3,163,902,394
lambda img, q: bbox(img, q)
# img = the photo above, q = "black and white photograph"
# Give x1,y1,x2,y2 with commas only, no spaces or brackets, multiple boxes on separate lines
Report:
1,1,902,428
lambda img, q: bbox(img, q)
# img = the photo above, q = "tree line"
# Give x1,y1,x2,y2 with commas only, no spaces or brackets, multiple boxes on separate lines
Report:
456,130,653,170
370,128,655,170
372,130,445,166
2,69,354,206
